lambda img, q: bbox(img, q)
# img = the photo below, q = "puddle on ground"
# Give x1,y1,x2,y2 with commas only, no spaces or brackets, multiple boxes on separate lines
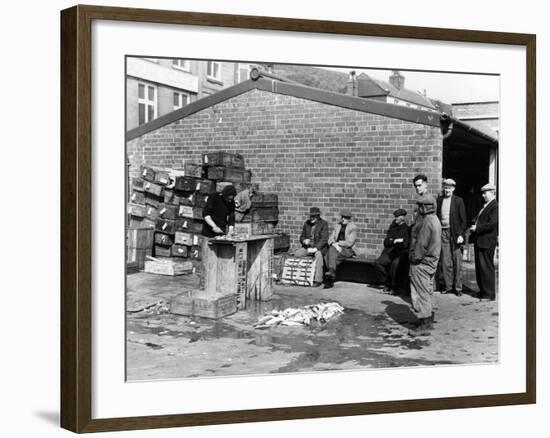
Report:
128,296,454,373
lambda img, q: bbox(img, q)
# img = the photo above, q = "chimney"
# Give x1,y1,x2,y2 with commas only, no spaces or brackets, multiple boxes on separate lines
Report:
347,70,357,96
389,70,405,90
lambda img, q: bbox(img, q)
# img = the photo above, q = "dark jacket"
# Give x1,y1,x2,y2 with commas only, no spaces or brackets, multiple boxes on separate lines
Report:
470,199,498,249
382,221,410,258
299,218,329,255
436,194,467,248
409,213,441,268
201,193,235,238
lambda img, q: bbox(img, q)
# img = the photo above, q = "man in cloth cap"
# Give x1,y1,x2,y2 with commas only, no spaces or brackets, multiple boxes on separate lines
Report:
202,185,237,237
295,207,329,287
408,194,441,336
469,184,498,301
324,210,358,289
374,208,410,294
436,178,467,296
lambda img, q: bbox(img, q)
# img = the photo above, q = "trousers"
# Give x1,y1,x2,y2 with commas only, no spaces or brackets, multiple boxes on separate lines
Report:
440,228,463,292
474,245,496,299
410,262,437,318
375,250,401,288
294,248,324,283
324,246,354,278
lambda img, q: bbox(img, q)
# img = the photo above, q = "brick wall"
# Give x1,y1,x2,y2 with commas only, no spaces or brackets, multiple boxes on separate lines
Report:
127,89,443,257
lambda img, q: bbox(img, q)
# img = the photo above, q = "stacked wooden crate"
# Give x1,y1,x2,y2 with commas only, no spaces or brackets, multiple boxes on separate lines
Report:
127,228,154,270
234,192,279,237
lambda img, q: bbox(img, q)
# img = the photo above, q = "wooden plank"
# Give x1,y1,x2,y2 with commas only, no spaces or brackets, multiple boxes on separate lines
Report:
127,228,154,248
234,242,248,309
246,238,273,302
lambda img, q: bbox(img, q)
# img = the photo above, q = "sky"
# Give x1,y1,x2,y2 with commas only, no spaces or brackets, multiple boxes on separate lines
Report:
322,67,499,104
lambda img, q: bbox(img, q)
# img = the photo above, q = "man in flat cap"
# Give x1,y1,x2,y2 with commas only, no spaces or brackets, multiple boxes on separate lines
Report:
408,194,441,336
295,207,329,287
469,184,498,301
324,210,358,289
374,208,410,294
436,178,467,296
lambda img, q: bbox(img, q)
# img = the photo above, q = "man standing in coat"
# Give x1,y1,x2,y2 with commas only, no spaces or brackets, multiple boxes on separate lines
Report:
469,184,498,301
408,194,441,336
436,178,467,296
295,207,329,287
324,210,358,289
374,208,410,294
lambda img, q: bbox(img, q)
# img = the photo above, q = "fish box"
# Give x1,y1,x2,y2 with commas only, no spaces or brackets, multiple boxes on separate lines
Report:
202,152,245,169
155,218,176,234
127,228,154,249
144,258,194,276
178,192,196,207
171,244,189,258
140,165,156,182
206,166,225,181
164,190,179,205
195,193,209,208
174,176,197,192
196,179,216,194
177,205,203,219
158,204,178,220
128,203,146,218
144,192,163,208
130,190,145,205
189,245,202,260
242,207,279,223
175,218,203,234
233,222,276,236
154,170,170,186
154,232,174,246
251,193,278,208
143,181,164,197
280,256,317,287
170,291,238,319
183,162,203,178
144,205,159,221
224,167,251,183
132,177,145,192
154,245,172,258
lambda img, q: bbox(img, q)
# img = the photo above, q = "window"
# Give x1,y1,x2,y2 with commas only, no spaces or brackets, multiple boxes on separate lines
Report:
172,59,190,71
173,91,190,110
238,63,254,82
138,83,157,126
207,61,221,81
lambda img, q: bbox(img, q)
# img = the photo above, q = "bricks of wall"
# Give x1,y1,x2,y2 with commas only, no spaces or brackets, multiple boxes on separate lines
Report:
127,89,443,257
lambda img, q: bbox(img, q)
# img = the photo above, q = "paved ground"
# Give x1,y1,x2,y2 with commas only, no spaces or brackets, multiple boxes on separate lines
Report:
126,261,498,381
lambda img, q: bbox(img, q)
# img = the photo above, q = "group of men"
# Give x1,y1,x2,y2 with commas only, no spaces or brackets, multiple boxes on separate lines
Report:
200,176,499,335
374,174,499,335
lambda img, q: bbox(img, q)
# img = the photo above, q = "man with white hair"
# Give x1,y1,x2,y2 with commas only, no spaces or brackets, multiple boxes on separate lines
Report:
469,184,499,301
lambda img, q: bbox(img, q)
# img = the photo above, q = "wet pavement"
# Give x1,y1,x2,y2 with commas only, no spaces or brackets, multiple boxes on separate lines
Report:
126,262,498,381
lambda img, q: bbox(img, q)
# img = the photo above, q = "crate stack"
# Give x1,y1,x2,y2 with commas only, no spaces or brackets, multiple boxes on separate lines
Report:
127,162,211,270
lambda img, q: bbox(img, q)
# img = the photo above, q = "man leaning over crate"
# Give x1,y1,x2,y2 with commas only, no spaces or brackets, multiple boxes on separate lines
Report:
323,210,358,289
294,207,329,287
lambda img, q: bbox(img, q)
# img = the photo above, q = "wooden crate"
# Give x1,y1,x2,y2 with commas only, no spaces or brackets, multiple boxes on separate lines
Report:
127,248,153,270
127,228,154,248
274,233,291,252
206,166,225,181
144,192,163,208
280,256,317,287
154,232,174,246
155,218,176,234
144,258,194,276
174,176,197,192
175,232,203,247
143,181,164,197
170,291,238,319
195,193,209,208
179,192,196,206
175,218,203,234
242,207,279,223
202,152,244,169
164,189,178,205
225,167,252,183
189,245,202,260
251,193,278,208
234,222,275,236
132,177,145,192
182,162,203,178
140,165,156,182
171,244,189,258
140,218,157,230
196,179,216,194
130,190,145,205
144,205,159,221
128,203,146,218
177,205,203,219
158,205,178,220
154,245,172,258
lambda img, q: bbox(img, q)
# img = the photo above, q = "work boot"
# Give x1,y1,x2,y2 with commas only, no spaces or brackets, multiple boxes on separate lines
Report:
408,318,431,336
323,275,334,289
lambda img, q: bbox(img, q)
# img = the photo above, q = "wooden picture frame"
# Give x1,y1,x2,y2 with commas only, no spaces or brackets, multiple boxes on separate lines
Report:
60,4,536,433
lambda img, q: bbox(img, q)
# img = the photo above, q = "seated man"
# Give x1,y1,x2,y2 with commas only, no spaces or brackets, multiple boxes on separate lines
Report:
374,208,410,294
324,210,358,289
234,186,257,222
294,207,329,287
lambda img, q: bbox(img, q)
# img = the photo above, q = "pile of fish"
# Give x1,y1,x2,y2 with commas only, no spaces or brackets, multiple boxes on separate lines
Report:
254,302,344,329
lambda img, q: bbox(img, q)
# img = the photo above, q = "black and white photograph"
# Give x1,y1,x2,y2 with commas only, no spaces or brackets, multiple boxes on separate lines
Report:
125,58,500,381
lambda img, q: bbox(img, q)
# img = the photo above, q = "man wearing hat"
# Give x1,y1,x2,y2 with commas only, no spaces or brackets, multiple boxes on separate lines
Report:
201,185,237,237
436,178,467,296
374,208,410,294
295,207,329,287
469,184,498,301
324,210,358,289
408,194,441,336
